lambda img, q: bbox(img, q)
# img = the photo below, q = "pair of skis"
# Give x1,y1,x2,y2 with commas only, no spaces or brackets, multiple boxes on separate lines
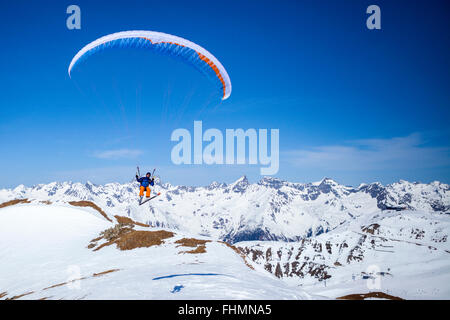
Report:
139,193,161,206
136,166,160,206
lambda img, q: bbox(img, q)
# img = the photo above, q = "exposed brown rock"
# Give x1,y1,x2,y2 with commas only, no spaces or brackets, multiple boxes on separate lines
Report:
251,249,264,261
92,269,120,277
347,235,366,263
313,242,322,253
325,242,332,254
87,243,96,249
277,249,282,259
362,223,380,235
274,263,283,278
114,215,149,227
0,199,30,209
266,248,272,261
175,238,210,248
337,291,403,300
221,242,255,270
6,291,34,300
91,236,103,242
175,238,211,254
115,230,174,251
43,268,120,292
181,245,207,254
43,278,87,290
283,262,290,276
69,201,112,222
90,221,174,252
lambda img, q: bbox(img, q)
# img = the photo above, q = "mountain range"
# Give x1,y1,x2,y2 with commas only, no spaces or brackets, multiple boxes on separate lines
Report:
1,177,448,243
1,176,449,299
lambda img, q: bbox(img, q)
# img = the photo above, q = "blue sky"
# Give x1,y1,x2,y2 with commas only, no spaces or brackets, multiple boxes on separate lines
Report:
0,0,449,188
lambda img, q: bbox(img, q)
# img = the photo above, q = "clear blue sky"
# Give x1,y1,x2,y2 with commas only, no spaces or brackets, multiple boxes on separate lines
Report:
0,0,449,188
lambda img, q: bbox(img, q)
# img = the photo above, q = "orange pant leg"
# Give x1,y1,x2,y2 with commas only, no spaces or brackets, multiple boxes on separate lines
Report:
146,187,151,198
139,186,145,197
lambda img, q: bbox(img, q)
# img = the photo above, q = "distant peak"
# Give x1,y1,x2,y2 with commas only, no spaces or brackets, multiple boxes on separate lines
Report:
258,176,285,188
319,177,338,185
230,176,249,193
258,176,286,185
13,184,27,192
234,176,249,184
208,181,226,189
260,176,281,182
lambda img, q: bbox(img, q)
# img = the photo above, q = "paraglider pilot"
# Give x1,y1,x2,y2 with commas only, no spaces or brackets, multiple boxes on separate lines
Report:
136,172,154,198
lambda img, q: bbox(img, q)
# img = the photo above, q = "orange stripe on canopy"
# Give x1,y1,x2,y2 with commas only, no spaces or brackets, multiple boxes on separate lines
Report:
140,37,226,99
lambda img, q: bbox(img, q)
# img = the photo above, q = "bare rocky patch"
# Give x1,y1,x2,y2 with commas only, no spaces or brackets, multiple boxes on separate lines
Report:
92,269,120,277
337,291,403,300
115,230,174,250
175,238,211,254
43,269,120,292
5,291,34,300
347,235,366,263
114,215,149,227
220,241,255,270
69,201,112,222
361,223,380,235
0,199,30,209
43,278,87,290
90,223,174,251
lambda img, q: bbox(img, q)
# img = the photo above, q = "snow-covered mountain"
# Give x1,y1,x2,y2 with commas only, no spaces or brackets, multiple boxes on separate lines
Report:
1,177,449,299
236,209,450,299
0,204,310,300
1,177,448,244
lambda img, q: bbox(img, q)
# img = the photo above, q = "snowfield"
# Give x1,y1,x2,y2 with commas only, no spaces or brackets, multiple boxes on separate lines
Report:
0,177,449,299
0,204,311,300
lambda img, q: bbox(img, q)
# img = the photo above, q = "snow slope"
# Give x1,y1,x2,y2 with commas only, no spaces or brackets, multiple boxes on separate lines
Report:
236,209,450,299
0,203,311,300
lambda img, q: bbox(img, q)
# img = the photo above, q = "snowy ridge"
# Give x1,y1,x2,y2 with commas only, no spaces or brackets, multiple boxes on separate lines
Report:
0,177,448,244
0,204,310,300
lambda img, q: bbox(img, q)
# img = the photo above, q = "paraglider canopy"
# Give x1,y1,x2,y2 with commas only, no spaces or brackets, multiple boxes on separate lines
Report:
68,30,232,100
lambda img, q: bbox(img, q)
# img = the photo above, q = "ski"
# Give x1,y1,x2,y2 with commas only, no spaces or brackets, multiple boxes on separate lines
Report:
139,192,161,206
